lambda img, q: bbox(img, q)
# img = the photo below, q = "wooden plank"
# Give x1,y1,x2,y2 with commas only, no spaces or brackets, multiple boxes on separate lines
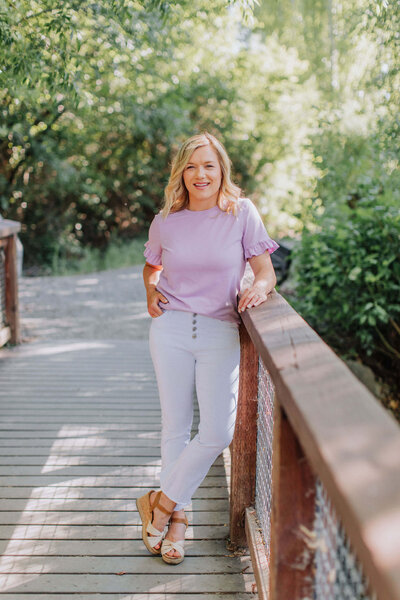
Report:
229,322,258,547
0,595,255,600
0,476,229,487
0,417,175,424
0,446,175,455
0,439,164,447
0,220,21,238
0,325,11,348
0,456,224,467
0,555,253,574
0,524,231,540
0,498,229,511
4,233,20,344
0,510,230,526
0,465,226,476
242,291,400,600
0,429,165,436
0,486,229,499
269,408,315,600
0,539,234,556
0,573,257,593
245,507,269,600
0,407,169,413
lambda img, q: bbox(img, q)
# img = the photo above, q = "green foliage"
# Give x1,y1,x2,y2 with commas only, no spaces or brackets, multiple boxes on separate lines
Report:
1,0,317,268
291,200,400,375
50,235,148,276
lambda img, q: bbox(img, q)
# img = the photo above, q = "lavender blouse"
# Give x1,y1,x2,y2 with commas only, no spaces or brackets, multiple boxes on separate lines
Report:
143,197,279,324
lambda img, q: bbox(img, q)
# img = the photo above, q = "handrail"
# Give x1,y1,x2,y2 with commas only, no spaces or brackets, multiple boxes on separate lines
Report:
0,219,21,346
0,220,21,238
230,286,400,600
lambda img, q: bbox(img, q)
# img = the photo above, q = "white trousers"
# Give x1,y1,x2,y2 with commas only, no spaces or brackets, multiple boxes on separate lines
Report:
149,309,240,511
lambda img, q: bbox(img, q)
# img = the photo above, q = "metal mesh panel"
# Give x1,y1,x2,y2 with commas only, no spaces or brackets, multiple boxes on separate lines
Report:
0,246,6,328
255,358,275,571
253,358,376,600
313,479,376,600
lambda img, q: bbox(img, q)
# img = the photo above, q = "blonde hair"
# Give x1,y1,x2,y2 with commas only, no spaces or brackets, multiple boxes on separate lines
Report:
161,132,242,218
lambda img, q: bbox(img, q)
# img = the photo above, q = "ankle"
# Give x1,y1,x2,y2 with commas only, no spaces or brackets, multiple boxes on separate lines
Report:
159,492,177,512
150,490,176,521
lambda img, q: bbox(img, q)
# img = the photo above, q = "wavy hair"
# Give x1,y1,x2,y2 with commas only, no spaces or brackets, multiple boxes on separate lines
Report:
161,132,242,219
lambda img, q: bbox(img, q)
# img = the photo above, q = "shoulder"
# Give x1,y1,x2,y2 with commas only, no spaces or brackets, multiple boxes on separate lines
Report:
236,197,258,218
154,209,187,224
237,197,255,210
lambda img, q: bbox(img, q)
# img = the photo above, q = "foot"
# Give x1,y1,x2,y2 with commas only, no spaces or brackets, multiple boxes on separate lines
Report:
148,491,175,551
163,509,187,558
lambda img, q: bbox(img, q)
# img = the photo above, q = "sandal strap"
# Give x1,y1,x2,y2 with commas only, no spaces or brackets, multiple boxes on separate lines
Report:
170,516,188,526
147,521,165,538
150,490,172,516
161,538,185,557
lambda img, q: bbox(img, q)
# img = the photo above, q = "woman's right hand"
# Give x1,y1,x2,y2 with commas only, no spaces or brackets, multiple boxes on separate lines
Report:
147,287,169,318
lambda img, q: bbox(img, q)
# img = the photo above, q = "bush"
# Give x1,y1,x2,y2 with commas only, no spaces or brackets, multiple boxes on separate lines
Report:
291,199,400,384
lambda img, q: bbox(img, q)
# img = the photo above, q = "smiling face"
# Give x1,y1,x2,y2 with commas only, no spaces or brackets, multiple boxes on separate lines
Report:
182,144,222,211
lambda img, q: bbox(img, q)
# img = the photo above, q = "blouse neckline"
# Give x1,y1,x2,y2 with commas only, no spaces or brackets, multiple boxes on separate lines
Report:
183,204,220,214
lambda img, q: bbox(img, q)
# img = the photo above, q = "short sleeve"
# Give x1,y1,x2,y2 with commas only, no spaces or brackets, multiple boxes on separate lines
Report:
143,214,162,266
241,199,279,260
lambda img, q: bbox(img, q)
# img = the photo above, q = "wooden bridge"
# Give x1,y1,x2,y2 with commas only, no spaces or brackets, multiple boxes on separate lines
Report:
0,338,253,598
1,220,400,600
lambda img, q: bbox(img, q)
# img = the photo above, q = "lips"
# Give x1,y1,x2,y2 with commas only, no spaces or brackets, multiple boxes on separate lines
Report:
193,182,209,188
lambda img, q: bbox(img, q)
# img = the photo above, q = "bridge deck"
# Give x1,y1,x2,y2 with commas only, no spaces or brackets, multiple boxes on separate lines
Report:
0,339,254,599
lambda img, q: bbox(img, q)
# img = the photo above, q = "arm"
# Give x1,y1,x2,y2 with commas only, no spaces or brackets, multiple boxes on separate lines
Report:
143,263,169,318
237,251,277,313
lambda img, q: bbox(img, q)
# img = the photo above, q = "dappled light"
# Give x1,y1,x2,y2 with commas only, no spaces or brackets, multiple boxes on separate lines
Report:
0,0,399,596
0,336,249,594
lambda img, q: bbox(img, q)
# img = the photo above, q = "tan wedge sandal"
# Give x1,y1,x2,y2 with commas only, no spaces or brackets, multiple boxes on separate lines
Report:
136,489,172,555
161,513,189,565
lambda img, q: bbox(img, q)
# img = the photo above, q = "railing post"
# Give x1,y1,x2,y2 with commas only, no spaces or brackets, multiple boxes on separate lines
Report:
229,321,259,547
269,406,316,599
4,233,20,344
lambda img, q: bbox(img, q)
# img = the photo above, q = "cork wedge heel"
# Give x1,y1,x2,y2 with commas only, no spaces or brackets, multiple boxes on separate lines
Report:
136,489,172,555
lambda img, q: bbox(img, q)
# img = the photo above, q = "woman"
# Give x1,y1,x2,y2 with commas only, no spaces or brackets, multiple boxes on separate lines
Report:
136,132,278,565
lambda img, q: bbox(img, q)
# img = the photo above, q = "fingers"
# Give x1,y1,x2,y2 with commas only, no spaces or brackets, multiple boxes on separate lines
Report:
148,292,169,318
238,288,268,313
238,288,257,312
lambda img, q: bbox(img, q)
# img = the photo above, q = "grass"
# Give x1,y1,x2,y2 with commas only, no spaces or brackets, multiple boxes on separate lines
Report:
48,236,148,276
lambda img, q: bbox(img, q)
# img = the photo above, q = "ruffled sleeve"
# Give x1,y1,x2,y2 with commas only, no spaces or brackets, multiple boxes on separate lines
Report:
143,214,162,266
241,198,279,260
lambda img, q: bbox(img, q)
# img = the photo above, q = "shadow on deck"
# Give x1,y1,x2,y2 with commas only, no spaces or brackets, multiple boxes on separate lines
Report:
0,339,254,599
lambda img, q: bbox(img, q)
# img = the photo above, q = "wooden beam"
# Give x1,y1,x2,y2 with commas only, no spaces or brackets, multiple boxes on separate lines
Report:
0,220,21,238
269,406,315,600
241,292,400,600
0,325,11,348
245,506,269,600
229,322,259,547
4,234,20,344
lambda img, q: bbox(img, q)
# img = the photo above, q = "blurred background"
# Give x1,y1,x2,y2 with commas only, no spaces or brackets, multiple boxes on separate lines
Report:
1,0,399,407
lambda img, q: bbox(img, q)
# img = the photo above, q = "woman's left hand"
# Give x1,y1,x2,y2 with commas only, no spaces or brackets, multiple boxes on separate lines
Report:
238,283,270,313
237,251,277,313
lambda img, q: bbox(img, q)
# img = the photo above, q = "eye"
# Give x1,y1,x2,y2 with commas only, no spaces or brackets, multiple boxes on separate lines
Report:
186,165,194,169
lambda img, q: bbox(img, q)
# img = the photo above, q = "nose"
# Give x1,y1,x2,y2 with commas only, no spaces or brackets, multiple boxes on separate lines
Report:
196,166,206,178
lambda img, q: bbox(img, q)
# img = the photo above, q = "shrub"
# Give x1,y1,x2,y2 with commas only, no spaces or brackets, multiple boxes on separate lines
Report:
291,199,400,383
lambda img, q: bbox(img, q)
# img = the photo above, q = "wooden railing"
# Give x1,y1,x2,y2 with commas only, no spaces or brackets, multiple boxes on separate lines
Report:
230,287,400,600
0,220,21,347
